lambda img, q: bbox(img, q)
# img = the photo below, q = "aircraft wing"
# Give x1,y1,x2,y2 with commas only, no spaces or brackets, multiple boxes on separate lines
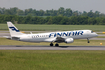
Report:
54,37,65,43
45,36,74,43
55,36,74,43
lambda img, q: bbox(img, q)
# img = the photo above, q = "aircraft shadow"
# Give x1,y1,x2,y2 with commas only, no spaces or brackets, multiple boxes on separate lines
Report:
15,45,104,48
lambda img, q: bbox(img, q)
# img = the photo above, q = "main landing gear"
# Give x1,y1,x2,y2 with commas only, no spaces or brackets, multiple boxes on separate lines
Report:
50,43,59,46
87,38,90,43
55,43,59,46
50,43,53,46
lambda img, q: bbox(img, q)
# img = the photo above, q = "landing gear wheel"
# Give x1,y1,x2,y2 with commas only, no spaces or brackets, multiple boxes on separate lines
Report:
88,41,90,43
87,38,90,43
55,43,59,46
50,43,53,46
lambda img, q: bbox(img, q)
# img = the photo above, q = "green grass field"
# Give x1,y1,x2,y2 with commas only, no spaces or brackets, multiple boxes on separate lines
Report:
0,50,105,70
97,36,105,38
0,24,105,31
0,38,105,46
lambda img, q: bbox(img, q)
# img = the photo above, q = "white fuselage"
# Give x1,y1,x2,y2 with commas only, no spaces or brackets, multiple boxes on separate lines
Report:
6,22,98,46
16,30,98,43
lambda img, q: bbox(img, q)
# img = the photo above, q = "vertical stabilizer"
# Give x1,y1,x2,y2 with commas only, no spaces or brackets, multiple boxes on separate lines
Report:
7,22,24,37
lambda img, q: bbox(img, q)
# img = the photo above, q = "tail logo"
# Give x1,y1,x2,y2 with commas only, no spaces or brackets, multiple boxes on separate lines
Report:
9,27,20,32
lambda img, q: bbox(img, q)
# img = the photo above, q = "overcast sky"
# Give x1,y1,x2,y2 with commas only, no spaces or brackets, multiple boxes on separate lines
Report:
0,0,105,13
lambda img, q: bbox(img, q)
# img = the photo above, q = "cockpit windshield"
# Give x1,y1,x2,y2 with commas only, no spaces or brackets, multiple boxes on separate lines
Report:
91,31,93,33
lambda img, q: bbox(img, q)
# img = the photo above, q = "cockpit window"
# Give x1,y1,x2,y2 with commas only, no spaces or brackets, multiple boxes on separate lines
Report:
91,31,93,33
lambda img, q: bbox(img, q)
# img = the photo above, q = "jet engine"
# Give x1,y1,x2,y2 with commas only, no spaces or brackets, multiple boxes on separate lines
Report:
65,38,74,43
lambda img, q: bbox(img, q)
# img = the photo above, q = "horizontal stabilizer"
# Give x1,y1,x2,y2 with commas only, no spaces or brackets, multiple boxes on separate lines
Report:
3,36,11,39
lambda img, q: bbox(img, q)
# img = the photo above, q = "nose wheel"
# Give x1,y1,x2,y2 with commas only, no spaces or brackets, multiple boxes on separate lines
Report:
87,38,90,43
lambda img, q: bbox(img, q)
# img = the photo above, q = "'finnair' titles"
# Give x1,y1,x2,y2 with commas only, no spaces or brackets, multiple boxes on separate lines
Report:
49,31,83,37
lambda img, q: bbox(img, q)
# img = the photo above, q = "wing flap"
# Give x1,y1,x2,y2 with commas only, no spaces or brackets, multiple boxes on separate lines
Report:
54,37,65,43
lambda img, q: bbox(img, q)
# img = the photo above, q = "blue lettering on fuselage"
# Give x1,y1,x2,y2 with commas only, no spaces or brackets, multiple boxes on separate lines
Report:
79,31,83,35
49,33,55,37
49,31,84,38
63,32,68,36
57,33,62,36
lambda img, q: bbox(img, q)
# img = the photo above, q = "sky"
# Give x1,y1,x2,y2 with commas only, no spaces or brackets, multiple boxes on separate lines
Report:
0,0,105,13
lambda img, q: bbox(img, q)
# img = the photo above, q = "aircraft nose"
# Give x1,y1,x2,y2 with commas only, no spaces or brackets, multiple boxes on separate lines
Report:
95,33,98,37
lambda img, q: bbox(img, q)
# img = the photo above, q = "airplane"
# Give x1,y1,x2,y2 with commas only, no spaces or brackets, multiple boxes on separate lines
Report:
5,22,98,46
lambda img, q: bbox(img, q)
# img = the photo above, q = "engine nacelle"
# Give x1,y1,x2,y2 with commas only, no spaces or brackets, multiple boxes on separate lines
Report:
65,38,74,43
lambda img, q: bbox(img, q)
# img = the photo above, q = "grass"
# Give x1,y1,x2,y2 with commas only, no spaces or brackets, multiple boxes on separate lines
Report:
97,36,105,38
0,38,105,46
0,24,105,31
0,50,105,70
97,33,105,34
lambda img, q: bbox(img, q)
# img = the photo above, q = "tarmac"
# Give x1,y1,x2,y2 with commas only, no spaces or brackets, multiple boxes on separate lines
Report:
0,45,105,50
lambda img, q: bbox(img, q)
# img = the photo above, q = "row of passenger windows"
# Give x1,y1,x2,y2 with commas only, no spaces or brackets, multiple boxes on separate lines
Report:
32,35,49,38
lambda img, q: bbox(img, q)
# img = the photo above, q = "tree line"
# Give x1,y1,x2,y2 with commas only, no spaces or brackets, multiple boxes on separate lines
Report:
0,15,105,25
0,7,105,17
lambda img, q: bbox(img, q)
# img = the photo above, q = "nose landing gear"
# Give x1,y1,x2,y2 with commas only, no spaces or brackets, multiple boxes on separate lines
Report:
87,38,90,43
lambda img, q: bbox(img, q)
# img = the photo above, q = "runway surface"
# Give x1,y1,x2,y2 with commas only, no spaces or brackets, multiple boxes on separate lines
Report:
0,45,105,50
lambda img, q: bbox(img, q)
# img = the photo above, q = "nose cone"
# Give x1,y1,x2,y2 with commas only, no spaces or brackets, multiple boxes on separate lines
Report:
95,33,98,37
